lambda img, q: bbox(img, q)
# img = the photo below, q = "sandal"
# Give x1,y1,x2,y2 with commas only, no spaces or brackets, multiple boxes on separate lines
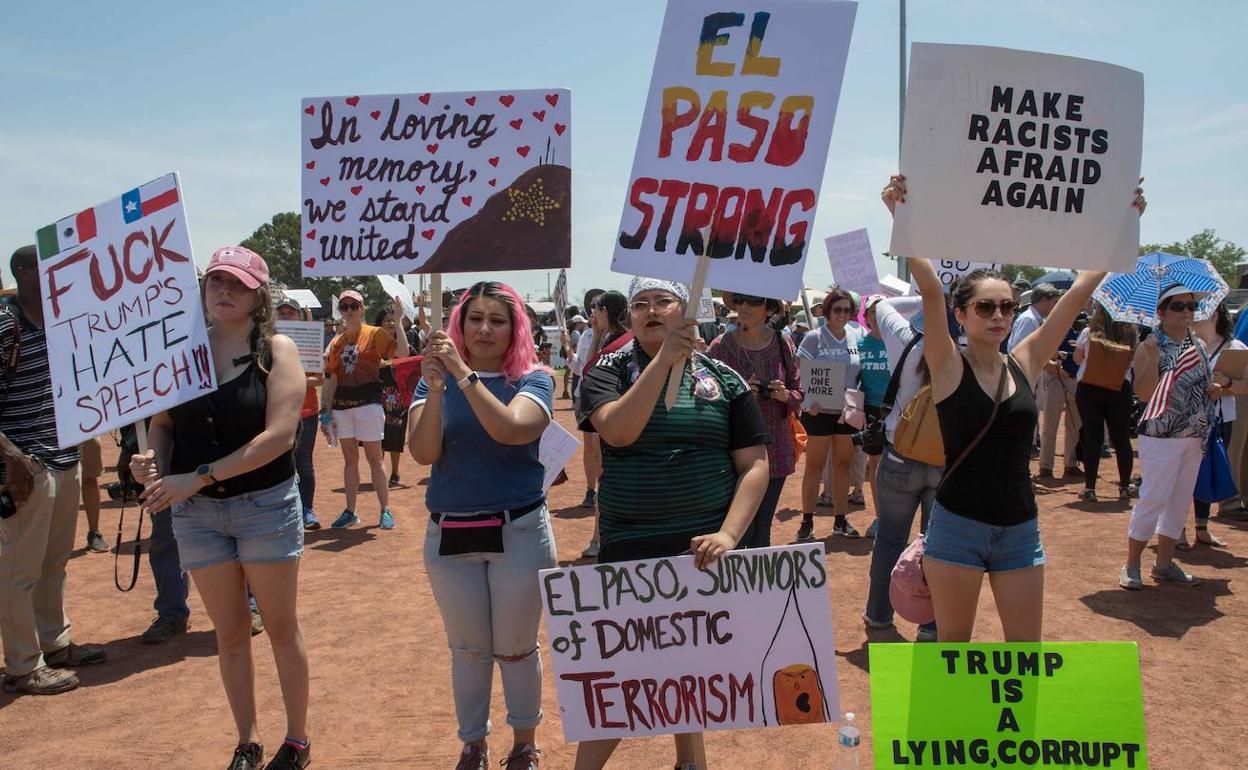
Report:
1175,528,1191,551
1195,525,1227,547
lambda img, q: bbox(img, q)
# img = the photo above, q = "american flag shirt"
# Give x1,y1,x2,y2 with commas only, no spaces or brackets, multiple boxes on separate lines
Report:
1137,329,1215,441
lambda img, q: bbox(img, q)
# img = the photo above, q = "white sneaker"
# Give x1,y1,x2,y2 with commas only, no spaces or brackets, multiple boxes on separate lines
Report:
581,539,600,558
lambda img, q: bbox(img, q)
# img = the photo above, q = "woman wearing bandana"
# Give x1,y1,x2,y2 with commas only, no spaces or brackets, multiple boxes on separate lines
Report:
575,276,771,770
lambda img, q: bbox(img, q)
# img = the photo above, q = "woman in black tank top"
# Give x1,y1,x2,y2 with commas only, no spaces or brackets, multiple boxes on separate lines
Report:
884,175,1146,642
130,247,313,770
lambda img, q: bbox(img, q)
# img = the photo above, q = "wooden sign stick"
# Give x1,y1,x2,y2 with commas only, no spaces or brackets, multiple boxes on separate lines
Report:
430,273,443,332
662,253,711,410
134,419,149,455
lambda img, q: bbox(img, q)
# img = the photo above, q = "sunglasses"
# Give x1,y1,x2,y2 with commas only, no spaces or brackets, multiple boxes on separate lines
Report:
338,302,361,312
1165,301,1199,313
827,305,853,316
733,295,766,307
967,299,1019,318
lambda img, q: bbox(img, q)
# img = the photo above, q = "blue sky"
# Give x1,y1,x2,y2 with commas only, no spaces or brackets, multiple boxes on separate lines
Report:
2,0,1245,302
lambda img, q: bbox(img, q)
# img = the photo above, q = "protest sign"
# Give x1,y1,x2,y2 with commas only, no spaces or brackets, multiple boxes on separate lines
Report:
541,544,839,741
890,44,1144,272
878,274,911,298
377,274,415,321
539,420,580,492
697,294,717,323
825,228,879,298
611,0,857,300
281,288,322,309
301,89,571,277
870,642,1148,769
910,259,1004,294
800,359,846,412
553,268,569,327
275,320,325,374
34,173,214,448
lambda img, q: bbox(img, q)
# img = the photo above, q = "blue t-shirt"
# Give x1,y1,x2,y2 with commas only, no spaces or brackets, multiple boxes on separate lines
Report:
1235,308,1248,347
857,334,891,407
413,369,554,513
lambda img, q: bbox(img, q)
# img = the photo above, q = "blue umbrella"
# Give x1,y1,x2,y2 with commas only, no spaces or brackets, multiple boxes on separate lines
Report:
1092,251,1229,326
1033,270,1076,289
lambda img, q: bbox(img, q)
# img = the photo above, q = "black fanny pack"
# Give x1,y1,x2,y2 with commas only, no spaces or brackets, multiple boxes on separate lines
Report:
432,498,543,556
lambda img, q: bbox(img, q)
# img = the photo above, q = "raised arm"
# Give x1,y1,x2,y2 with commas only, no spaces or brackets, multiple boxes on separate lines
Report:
589,322,698,447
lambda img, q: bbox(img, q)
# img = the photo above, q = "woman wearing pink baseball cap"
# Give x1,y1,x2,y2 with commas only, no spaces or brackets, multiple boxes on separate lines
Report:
131,246,313,769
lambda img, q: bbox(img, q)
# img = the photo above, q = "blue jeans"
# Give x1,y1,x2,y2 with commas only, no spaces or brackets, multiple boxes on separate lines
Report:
743,476,788,548
865,446,943,625
148,508,189,621
296,414,318,512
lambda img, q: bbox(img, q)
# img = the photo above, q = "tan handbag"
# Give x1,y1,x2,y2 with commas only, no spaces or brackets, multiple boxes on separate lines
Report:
1081,337,1132,390
893,383,945,466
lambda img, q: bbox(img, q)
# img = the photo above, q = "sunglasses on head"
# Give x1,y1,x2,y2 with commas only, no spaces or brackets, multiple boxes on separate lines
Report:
967,299,1019,318
732,294,766,307
338,302,361,311
1165,300,1199,313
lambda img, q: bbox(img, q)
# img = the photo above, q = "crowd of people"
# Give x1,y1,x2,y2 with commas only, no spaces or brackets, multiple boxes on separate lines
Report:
4,175,1247,770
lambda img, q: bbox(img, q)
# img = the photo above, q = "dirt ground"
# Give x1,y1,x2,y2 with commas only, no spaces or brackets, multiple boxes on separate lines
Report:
1,398,1245,769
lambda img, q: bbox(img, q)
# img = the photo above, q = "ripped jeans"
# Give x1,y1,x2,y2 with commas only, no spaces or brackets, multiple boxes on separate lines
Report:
424,504,558,742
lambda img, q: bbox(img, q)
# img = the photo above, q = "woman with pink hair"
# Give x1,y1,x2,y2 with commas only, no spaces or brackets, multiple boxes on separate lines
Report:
407,281,557,770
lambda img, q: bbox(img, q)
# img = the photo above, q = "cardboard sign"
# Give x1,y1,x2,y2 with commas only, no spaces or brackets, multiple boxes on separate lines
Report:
539,419,580,492
541,544,839,741
878,274,911,298
377,274,416,321
800,359,846,412
275,320,325,374
281,288,322,310
870,642,1148,769
34,173,215,448
553,268,569,327
611,0,857,300
911,259,1004,294
825,228,879,298
891,44,1144,272
301,89,571,276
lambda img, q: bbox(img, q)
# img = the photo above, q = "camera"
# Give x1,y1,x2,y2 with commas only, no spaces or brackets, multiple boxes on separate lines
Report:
851,419,887,456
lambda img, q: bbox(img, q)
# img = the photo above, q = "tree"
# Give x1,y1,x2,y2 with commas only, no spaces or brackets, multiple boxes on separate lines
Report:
239,212,395,317
1140,229,1246,286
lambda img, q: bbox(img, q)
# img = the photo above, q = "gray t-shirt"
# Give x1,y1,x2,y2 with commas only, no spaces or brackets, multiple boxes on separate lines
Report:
797,324,863,398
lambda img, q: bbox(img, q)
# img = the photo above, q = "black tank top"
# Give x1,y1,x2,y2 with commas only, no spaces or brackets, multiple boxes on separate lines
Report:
170,359,295,499
935,355,1038,526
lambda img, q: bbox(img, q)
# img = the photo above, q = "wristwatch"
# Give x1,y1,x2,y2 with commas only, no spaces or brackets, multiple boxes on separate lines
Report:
195,464,218,486
458,371,480,388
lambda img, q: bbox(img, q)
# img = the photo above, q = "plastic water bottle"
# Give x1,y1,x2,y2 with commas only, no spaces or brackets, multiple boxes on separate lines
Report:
836,711,861,770
320,412,338,449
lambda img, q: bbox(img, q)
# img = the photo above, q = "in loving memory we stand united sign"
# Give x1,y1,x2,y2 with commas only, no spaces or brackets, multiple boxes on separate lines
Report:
301,89,571,277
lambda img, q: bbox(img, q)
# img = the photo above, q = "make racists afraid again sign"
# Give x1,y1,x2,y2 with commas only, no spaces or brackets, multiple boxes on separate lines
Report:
890,44,1144,273
35,173,215,448
541,544,840,742
301,89,571,277
611,0,857,300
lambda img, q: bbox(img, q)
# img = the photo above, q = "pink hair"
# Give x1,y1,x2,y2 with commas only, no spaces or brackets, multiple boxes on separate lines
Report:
447,281,546,383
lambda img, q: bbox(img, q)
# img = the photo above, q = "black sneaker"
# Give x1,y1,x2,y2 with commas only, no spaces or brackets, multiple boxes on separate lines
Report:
264,742,310,769
832,516,860,539
141,615,189,645
228,743,263,770
795,517,815,542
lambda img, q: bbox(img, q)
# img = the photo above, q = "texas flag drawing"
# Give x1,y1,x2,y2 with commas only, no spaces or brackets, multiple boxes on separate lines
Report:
36,175,181,258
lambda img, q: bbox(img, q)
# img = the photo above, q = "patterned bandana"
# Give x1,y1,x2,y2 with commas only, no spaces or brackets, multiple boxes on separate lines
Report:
627,276,689,304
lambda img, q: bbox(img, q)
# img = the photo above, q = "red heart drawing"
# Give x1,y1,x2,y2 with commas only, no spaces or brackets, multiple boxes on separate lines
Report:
421,229,436,240
303,105,315,115
465,96,477,106
554,123,566,136
345,96,359,106
305,161,316,169
306,229,317,240
350,185,363,195
499,94,515,107
304,258,316,268
427,143,439,154
509,118,523,130
545,93,559,107
320,177,331,186
370,110,381,120
532,109,546,122
488,179,497,187
418,93,431,104
461,196,473,206
488,156,500,167
516,145,530,157
415,185,426,194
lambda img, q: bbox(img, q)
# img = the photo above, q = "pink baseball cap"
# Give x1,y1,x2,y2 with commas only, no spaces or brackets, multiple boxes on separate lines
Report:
889,537,935,625
339,290,364,305
206,246,269,289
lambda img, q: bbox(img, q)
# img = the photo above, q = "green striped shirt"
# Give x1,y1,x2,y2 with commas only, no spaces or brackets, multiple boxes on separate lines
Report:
580,345,770,548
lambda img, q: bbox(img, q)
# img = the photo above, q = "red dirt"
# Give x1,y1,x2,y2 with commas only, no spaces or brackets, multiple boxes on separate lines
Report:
1,400,1244,768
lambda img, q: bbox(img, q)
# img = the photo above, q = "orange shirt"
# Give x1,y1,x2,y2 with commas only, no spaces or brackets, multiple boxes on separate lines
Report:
326,324,398,408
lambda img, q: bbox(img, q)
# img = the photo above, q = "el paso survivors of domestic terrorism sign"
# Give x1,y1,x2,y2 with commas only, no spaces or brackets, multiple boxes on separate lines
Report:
611,1,857,301
301,89,570,277
870,642,1148,769
35,174,214,448
541,544,840,742
890,44,1144,273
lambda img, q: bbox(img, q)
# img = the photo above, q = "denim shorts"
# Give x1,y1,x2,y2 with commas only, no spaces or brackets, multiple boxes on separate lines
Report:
922,500,1045,573
171,477,303,571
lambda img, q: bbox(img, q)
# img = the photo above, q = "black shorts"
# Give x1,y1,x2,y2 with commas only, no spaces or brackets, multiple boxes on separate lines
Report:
800,412,856,436
598,530,704,564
